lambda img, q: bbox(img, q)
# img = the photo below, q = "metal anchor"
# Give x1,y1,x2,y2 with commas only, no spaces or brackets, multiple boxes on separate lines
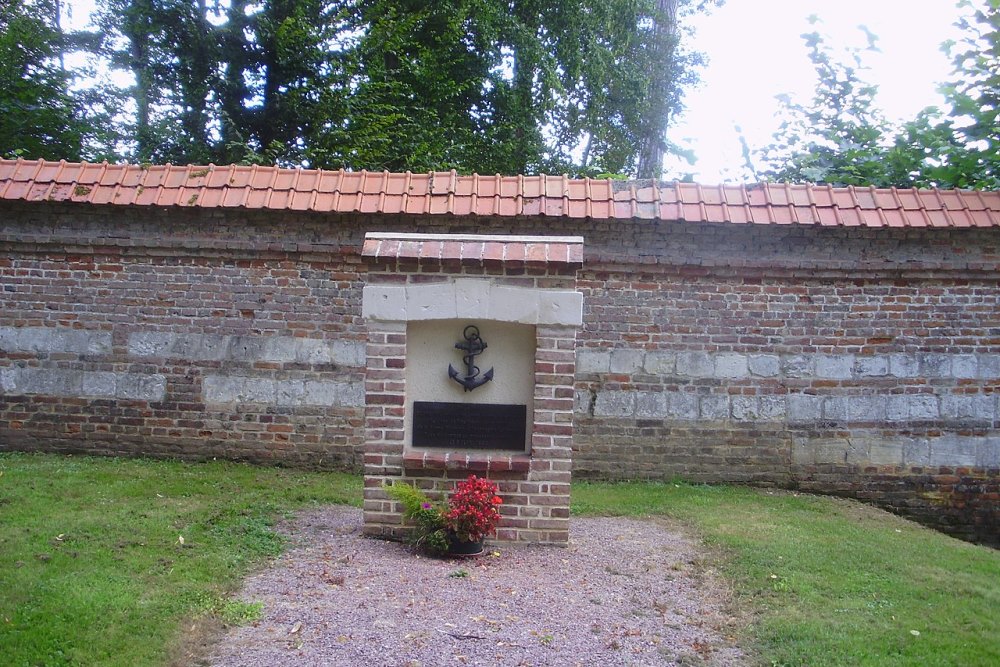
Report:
448,324,494,391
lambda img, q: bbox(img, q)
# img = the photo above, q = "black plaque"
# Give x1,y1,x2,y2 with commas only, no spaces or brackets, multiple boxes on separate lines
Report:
412,401,527,451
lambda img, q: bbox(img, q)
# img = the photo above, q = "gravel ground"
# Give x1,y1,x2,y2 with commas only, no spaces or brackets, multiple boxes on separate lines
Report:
206,507,746,667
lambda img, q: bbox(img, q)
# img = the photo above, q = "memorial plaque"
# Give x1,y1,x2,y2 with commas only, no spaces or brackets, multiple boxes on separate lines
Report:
412,401,527,451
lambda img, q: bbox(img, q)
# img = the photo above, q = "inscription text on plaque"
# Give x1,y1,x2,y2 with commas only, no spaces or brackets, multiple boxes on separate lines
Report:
412,401,527,451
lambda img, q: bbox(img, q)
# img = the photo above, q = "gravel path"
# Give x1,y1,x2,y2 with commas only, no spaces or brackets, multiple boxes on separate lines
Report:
207,507,746,666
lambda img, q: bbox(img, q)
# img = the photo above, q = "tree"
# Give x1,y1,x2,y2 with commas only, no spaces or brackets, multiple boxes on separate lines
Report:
751,23,915,187
635,1,719,179
929,0,1000,188
7,0,715,174
0,0,90,159
754,2,1000,190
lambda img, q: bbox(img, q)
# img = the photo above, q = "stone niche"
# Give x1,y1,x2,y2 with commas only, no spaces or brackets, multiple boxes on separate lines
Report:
360,232,583,545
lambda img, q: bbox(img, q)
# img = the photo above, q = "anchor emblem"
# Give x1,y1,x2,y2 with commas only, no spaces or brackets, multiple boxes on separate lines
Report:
448,325,494,392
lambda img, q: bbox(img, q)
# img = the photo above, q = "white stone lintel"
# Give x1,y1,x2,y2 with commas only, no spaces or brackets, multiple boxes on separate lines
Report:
362,279,583,326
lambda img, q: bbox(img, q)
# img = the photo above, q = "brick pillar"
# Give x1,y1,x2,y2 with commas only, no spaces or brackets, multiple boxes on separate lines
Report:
362,320,407,538
360,233,584,545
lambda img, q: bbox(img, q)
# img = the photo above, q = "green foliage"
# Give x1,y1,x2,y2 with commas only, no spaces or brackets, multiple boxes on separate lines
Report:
0,453,361,667
573,481,1000,666
384,475,502,554
929,0,1000,188
2,0,718,175
384,481,450,555
756,3,1000,189
753,21,912,187
0,0,95,160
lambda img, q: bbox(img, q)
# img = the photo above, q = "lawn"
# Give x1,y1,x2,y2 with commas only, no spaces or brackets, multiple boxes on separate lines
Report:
1,453,997,667
0,453,360,667
573,481,1000,666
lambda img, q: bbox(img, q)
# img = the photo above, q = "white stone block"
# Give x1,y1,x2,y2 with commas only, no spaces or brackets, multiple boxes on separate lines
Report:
295,338,333,364
977,354,1000,380
362,285,407,321
332,340,366,367
576,350,611,374
889,353,919,378
81,372,117,397
262,336,298,362
537,290,583,326
714,353,749,379
116,373,167,401
823,397,849,421
593,390,635,418
339,382,366,407
610,349,644,374
782,355,812,378
643,351,676,375
940,394,994,420
788,394,822,422
635,391,668,418
847,396,886,422
902,438,932,466
675,351,713,377
667,392,699,420
406,282,457,320
854,356,889,377
454,279,491,319
0,368,15,393
952,355,978,379
815,354,854,379
977,437,1000,468
732,396,784,422
699,395,729,420
227,336,268,361
748,354,780,377
929,435,978,467
128,332,174,357
919,353,951,378
275,380,307,406
489,286,539,325
0,327,18,352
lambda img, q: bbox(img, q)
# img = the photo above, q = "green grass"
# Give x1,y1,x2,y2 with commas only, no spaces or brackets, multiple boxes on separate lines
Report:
0,453,360,667
573,481,1000,666
2,455,997,666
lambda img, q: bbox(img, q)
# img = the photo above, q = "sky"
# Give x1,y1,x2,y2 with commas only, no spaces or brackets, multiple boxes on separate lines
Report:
61,0,967,183
667,0,966,182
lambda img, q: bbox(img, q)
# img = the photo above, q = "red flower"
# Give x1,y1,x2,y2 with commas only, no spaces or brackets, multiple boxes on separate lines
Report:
445,475,503,543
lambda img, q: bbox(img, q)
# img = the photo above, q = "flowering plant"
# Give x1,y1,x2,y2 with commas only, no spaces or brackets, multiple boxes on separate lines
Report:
385,475,503,556
445,475,504,543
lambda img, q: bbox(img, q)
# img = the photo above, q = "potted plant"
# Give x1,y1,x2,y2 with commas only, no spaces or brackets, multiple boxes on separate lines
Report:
385,475,503,556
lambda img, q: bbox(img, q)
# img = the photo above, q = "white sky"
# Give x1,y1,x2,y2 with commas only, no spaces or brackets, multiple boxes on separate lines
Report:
669,0,966,182
63,0,966,183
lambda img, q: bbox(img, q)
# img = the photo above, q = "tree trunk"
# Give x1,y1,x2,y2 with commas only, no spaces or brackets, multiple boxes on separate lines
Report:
125,0,155,161
219,0,251,159
635,0,679,179
510,0,541,175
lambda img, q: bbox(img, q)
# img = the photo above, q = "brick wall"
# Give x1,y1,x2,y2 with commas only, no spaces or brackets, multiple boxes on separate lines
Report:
1,202,997,545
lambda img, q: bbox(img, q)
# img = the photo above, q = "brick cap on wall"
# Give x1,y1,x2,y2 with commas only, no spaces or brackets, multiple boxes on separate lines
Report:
362,232,584,267
5,158,1000,227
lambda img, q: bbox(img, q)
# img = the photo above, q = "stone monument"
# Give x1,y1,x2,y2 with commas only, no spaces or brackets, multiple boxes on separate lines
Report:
360,232,583,544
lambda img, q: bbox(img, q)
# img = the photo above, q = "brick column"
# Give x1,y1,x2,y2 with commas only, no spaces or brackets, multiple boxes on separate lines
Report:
360,233,583,545
362,320,407,538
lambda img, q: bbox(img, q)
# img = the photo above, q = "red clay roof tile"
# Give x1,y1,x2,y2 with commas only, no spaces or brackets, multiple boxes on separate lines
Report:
3,158,1000,230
